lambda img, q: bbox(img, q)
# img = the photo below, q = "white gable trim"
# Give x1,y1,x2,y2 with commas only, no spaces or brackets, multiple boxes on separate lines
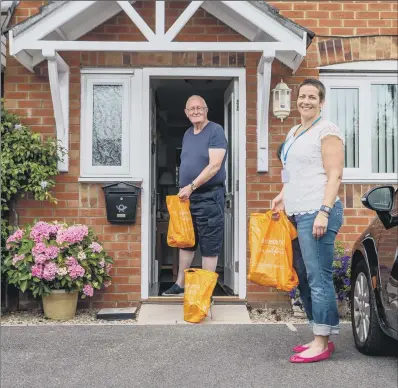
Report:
9,1,307,68
221,1,305,55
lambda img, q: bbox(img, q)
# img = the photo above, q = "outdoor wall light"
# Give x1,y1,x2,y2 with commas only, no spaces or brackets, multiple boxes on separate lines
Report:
272,79,291,122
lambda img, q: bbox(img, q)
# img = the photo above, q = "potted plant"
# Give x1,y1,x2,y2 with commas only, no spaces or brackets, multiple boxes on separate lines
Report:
3,221,114,320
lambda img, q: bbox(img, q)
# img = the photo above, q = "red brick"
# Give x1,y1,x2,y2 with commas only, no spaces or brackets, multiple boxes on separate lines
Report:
344,3,367,11
356,11,380,19
294,3,317,11
368,3,393,11
380,11,398,19
319,3,342,11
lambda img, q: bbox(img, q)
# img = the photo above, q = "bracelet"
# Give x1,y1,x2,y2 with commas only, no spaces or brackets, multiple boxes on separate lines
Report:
318,211,329,218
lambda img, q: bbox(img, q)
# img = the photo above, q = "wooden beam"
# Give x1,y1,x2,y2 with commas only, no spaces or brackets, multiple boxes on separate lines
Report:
257,54,274,172
164,1,204,42
117,1,156,42
155,1,165,38
46,53,69,172
24,40,293,52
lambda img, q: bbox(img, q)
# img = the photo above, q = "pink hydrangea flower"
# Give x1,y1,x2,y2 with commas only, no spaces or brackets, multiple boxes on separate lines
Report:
68,264,85,280
104,280,112,288
31,264,44,278
6,229,24,246
83,284,94,297
89,242,103,253
99,259,105,268
45,246,60,259
12,254,25,266
32,242,47,257
65,256,78,266
56,225,88,245
30,221,53,243
43,263,58,281
105,263,113,275
34,254,48,265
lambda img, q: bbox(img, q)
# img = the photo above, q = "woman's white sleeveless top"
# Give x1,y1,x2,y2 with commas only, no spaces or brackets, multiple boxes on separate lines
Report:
283,119,345,215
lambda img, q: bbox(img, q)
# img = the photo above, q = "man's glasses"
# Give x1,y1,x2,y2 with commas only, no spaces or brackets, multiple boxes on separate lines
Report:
185,106,208,113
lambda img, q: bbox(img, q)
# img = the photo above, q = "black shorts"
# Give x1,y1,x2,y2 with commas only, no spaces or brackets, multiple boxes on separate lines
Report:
182,185,225,257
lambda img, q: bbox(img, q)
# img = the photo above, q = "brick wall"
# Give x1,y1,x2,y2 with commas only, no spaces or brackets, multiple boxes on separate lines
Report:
4,1,398,307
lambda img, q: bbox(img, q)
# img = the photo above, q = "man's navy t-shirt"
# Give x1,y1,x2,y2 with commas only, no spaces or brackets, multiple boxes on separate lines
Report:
179,121,227,188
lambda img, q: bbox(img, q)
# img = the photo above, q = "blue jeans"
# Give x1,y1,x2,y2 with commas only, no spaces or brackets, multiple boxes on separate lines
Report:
290,201,344,336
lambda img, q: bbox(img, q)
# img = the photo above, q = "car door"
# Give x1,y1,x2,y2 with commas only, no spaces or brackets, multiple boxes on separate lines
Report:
376,189,398,332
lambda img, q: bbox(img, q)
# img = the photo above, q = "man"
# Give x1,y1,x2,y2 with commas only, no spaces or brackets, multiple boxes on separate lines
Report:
162,95,227,296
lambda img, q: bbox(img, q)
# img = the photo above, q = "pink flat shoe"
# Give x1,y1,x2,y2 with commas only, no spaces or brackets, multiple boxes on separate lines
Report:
292,341,335,353
289,348,331,363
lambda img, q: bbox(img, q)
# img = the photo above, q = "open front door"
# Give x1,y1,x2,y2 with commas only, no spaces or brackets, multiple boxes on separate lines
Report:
223,79,239,295
149,88,158,295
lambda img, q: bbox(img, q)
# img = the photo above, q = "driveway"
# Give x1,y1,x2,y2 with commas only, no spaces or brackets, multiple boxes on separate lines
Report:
1,323,397,388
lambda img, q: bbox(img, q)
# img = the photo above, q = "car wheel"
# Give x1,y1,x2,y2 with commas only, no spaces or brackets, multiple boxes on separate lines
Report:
351,260,390,355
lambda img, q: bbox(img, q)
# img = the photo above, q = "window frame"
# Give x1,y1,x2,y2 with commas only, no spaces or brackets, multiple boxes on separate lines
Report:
80,70,142,181
321,69,398,184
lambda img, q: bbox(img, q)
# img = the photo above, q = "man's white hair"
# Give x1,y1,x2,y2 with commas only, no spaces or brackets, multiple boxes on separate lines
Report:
186,95,207,108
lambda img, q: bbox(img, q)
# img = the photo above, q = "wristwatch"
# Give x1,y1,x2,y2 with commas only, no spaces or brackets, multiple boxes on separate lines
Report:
190,182,197,191
320,205,332,215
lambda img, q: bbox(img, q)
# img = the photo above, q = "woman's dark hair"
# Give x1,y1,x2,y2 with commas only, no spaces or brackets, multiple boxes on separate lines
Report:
297,78,326,102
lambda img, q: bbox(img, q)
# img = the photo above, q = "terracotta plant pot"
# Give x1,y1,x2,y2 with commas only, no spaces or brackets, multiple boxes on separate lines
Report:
42,290,78,320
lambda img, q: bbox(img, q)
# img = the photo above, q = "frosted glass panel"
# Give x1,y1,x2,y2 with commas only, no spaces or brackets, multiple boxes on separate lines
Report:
329,88,359,168
92,85,123,166
371,84,397,173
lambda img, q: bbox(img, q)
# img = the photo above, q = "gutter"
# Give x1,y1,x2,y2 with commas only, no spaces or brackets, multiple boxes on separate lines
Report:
1,1,19,34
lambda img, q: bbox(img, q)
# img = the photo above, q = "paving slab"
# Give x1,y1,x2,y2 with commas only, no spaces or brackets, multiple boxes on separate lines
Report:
137,304,250,325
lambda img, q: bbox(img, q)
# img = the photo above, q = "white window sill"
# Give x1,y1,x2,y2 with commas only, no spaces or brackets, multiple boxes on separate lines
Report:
342,176,398,184
78,177,143,184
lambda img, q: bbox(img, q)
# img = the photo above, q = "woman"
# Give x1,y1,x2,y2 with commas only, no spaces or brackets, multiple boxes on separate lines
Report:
272,78,344,363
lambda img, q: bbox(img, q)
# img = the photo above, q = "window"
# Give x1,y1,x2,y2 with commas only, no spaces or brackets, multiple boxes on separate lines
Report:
80,70,142,180
320,61,397,183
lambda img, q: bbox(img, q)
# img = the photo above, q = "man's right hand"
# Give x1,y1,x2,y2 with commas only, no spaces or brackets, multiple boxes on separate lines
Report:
271,193,285,212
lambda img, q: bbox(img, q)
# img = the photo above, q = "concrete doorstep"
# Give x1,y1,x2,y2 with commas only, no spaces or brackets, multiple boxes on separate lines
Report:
137,304,251,325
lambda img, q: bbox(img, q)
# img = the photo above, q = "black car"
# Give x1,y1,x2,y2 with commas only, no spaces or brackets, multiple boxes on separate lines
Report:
350,185,398,354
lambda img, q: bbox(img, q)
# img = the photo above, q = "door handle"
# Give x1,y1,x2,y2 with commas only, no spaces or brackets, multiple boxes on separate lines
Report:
225,192,233,209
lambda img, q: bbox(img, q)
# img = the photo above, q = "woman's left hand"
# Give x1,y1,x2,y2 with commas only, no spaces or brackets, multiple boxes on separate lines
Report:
313,213,328,239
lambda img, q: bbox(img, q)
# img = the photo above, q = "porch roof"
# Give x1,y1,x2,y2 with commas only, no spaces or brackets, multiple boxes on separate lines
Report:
8,1,314,72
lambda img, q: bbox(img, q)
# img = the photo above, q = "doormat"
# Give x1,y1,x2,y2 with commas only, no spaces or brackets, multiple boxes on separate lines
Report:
158,282,228,296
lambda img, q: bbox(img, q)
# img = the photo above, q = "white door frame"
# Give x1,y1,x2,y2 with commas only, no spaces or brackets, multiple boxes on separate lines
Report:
141,67,247,300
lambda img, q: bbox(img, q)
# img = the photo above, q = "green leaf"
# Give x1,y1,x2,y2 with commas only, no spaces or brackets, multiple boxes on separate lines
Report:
20,280,28,293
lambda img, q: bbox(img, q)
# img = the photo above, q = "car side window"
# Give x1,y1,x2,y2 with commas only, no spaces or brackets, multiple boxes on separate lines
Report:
393,190,398,217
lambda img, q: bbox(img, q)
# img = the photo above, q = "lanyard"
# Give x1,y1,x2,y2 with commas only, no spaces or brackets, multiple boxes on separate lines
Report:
281,116,322,166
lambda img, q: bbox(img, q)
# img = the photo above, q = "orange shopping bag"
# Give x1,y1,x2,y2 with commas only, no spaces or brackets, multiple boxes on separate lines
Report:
184,269,218,323
166,195,195,248
248,211,298,292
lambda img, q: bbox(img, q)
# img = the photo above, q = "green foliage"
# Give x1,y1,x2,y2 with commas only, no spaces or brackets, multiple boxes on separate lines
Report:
1,101,66,268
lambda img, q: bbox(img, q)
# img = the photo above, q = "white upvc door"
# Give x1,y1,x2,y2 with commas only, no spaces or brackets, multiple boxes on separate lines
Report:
149,88,158,294
223,78,239,295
